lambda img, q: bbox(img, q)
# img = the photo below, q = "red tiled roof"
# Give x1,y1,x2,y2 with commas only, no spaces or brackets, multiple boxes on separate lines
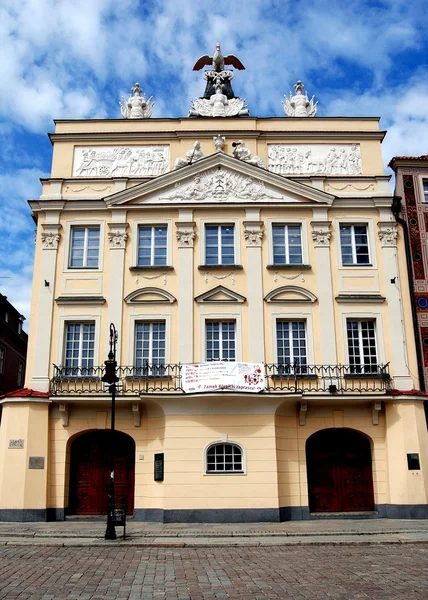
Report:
0,388,50,400
388,155,428,167
390,388,428,397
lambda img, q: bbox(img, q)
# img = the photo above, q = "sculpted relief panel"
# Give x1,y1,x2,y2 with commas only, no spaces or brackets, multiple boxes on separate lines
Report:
268,144,362,176
72,146,170,177
157,168,285,203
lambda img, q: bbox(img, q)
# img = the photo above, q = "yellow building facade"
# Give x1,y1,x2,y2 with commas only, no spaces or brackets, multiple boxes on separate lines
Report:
1,103,428,521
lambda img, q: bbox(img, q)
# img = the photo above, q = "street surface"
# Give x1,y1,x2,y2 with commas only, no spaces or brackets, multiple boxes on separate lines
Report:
0,543,427,599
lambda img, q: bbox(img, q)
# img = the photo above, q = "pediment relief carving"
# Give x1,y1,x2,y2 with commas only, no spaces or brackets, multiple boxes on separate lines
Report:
195,285,246,304
124,287,176,304
264,286,317,303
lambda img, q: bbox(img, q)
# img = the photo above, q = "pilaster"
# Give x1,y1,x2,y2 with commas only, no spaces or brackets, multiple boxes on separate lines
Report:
30,221,62,392
244,211,265,362
107,216,128,362
176,211,195,363
311,211,337,364
377,217,413,389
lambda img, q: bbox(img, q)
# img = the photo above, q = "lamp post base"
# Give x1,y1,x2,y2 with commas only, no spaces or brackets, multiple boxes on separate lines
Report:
105,519,117,540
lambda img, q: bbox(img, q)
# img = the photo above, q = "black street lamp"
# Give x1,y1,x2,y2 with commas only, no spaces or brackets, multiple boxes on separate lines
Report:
102,323,119,540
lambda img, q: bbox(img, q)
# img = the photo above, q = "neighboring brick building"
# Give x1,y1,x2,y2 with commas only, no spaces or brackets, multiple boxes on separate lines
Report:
389,155,428,393
0,294,28,395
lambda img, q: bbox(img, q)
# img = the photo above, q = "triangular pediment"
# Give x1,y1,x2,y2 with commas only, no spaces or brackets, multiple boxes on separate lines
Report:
195,285,246,304
124,287,176,304
264,286,317,303
104,152,334,207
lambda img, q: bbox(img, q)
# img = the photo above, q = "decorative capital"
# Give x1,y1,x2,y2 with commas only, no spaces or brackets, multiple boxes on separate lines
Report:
311,221,331,247
107,223,129,249
176,222,196,247
243,221,264,247
378,222,398,247
41,224,61,250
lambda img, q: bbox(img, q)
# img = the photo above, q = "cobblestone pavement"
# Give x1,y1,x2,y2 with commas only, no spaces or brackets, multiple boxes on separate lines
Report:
0,543,427,599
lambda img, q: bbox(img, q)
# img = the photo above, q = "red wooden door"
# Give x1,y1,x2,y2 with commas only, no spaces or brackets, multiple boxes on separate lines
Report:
306,429,374,513
69,431,135,515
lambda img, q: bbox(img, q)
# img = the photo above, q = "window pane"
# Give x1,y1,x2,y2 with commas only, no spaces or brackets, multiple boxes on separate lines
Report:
273,225,302,264
70,227,99,268
135,322,166,369
206,444,243,473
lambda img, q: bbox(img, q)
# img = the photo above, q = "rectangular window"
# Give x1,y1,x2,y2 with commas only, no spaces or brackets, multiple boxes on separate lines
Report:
137,226,167,267
340,225,370,265
423,180,428,203
347,320,378,374
276,321,307,373
17,359,24,387
206,321,236,361
69,227,100,268
272,224,303,264
0,345,5,374
205,225,235,265
64,323,95,374
135,322,166,375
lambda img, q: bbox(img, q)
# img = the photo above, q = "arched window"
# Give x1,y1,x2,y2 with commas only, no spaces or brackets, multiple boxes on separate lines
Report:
206,443,244,474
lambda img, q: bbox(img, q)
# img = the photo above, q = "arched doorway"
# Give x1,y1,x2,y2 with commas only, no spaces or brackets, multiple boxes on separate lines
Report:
306,429,374,513
69,431,135,515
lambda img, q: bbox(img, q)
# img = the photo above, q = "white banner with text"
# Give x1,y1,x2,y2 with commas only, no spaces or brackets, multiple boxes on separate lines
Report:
181,362,265,394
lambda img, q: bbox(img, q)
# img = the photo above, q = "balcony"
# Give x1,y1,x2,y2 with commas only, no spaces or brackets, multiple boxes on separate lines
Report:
50,363,391,395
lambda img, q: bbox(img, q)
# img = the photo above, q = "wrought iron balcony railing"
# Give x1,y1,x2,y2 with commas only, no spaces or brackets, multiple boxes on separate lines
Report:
50,362,391,395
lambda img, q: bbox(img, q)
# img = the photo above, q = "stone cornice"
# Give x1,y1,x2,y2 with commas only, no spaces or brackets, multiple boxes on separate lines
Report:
48,130,386,143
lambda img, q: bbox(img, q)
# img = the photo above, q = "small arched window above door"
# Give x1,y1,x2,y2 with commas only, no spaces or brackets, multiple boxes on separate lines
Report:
205,442,245,474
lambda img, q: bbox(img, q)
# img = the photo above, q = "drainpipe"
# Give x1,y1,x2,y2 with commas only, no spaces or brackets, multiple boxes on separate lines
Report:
391,195,426,394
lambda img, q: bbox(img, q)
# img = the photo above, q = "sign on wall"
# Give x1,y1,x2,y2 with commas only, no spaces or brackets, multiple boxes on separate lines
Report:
8,439,24,449
72,146,170,178
182,362,265,394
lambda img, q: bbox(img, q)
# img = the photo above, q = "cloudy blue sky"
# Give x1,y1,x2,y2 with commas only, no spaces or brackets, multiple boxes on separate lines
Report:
1,0,428,325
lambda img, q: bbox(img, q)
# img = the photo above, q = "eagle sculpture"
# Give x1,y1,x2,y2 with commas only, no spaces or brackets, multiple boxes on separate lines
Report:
193,42,245,72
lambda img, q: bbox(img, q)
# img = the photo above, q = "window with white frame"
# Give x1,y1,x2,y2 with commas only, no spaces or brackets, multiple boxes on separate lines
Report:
272,224,303,264
135,321,166,375
17,359,24,387
0,345,5,374
64,323,95,375
206,321,236,361
137,226,167,267
339,224,370,265
69,226,100,268
423,180,428,203
205,225,235,265
276,321,307,374
206,443,243,473
346,320,378,374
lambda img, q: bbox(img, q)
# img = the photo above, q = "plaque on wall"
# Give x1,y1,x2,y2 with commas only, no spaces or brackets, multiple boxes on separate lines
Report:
29,456,45,470
8,439,24,449
268,144,362,175
72,146,170,178
154,453,164,481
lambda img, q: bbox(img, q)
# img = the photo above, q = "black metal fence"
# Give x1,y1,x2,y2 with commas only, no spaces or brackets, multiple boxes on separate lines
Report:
50,362,391,395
